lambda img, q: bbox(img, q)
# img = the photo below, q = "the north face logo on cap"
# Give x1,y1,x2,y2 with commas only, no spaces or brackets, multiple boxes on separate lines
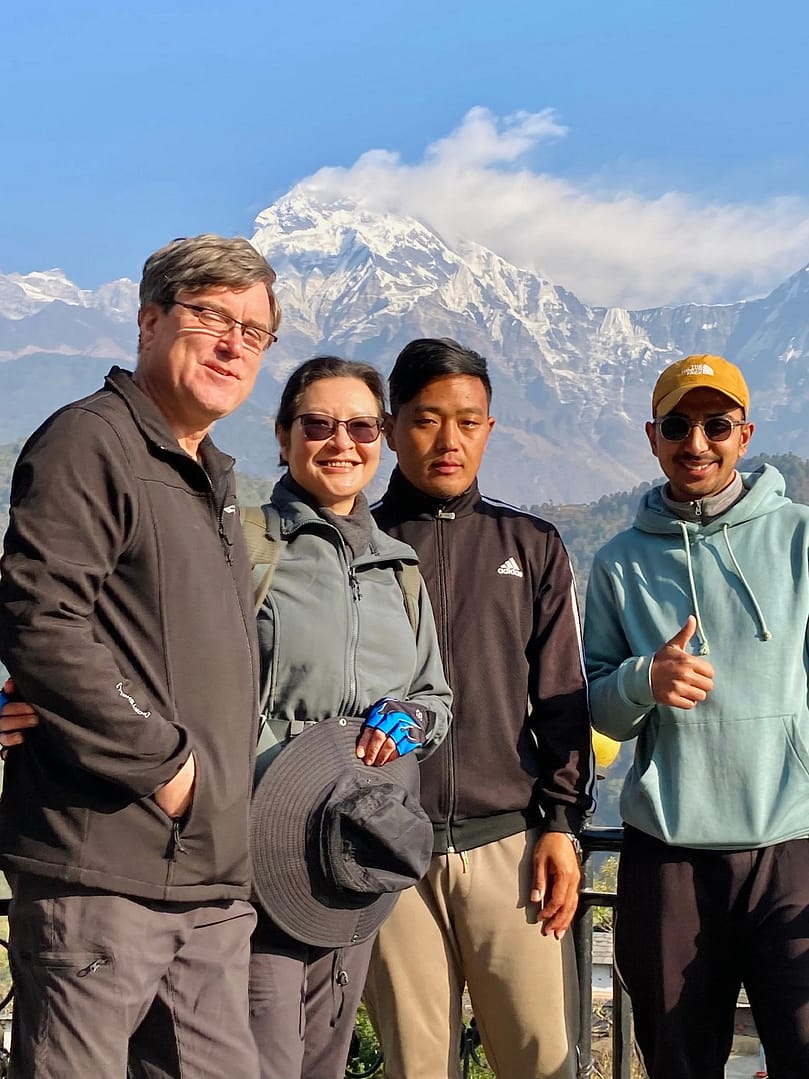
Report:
652,354,750,417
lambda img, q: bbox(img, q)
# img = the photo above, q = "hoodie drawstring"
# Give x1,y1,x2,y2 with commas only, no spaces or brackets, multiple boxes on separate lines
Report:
721,524,773,641
677,521,711,655
675,520,773,650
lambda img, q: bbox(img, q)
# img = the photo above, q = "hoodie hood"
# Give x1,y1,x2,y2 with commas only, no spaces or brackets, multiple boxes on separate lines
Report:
632,465,787,655
634,464,791,537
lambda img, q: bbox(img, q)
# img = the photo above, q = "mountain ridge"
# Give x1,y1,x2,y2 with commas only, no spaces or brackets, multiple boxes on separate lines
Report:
1,188,807,503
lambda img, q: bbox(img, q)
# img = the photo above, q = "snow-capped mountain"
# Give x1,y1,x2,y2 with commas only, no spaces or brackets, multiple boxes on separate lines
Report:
1,188,808,504
0,270,138,322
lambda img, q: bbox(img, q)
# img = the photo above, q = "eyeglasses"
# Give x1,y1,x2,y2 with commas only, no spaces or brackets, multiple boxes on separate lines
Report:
654,415,748,443
294,414,383,443
173,302,277,353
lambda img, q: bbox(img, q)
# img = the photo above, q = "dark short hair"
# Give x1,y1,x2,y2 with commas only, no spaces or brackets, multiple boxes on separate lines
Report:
388,338,492,415
275,356,387,436
140,234,281,332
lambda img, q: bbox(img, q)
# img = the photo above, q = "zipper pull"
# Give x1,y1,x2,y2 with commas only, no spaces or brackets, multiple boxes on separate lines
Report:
436,509,455,520
171,818,188,857
78,956,111,978
218,520,234,565
349,569,362,603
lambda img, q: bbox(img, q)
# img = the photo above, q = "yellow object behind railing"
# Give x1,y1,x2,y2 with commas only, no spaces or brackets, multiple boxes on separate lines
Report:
592,730,621,769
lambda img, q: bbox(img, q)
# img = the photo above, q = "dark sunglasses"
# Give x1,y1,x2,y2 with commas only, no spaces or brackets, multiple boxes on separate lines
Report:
654,415,747,443
294,414,383,444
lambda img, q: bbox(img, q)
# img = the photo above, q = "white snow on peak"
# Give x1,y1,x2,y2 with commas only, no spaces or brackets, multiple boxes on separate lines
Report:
598,307,635,339
247,185,665,405
0,270,138,321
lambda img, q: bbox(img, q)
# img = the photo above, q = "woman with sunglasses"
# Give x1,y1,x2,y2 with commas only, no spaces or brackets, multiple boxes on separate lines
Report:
248,355,451,1079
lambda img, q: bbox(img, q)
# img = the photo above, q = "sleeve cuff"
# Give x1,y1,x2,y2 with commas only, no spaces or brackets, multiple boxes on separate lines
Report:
616,654,656,708
545,806,586,833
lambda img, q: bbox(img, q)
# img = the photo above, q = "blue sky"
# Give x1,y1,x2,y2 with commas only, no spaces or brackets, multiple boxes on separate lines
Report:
4,0,809,307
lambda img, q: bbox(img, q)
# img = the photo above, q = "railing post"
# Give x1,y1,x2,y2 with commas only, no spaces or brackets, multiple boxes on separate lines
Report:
578,826,628,1079
574,851,595,1078
613,979,633,1079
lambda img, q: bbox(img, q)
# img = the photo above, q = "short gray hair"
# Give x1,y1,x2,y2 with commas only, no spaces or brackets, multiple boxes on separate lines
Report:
139,234,281,331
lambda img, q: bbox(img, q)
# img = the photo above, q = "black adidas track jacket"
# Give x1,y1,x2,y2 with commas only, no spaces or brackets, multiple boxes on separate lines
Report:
374,468,595,853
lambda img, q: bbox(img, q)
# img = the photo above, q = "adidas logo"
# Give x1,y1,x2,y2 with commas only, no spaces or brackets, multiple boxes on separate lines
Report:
497,557,524,578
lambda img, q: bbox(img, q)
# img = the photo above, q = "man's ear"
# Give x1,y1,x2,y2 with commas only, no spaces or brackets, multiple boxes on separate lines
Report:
737,421,755,460
383,413,396,451
645,420,660,459
137,304,160,350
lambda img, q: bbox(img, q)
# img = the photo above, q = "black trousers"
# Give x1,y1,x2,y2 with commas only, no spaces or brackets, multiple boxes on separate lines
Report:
8,873,258,1079
616,826,809,1079
248,911,375,1079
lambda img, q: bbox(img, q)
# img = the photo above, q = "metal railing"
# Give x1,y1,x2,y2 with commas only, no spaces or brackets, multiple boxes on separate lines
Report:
0,832,632,1079
575,824,631,1079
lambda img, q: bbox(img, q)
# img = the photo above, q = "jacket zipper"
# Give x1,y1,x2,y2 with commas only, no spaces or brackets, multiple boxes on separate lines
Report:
164,817,189,887
345,551,362,714
434,507,458,852
262,518,361,719
217,512,234,564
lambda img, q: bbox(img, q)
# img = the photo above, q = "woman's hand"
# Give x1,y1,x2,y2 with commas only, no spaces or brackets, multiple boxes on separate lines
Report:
0,678,40,759
356,698,425,766
355,724,400,767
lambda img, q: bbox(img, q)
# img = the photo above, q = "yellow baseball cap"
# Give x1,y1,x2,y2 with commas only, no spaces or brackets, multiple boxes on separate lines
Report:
652,355,750,418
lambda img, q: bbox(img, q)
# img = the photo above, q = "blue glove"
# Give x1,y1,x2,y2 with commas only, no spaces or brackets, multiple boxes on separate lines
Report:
364,698,426,756
0,690,9,711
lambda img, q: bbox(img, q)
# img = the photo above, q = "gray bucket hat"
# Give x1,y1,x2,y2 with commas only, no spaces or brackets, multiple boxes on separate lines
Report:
250,715,433,948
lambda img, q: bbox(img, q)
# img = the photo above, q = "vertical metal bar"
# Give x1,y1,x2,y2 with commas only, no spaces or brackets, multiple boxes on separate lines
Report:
575,852,594,1078
613,978,633,1079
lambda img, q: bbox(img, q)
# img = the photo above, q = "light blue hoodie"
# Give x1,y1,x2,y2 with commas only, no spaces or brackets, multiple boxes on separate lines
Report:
585,464,809,849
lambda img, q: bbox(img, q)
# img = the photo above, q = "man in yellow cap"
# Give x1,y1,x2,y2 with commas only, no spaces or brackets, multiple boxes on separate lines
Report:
585,355,809,1078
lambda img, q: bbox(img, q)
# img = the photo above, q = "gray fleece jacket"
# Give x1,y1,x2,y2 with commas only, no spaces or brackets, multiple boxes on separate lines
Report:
255,482,452,765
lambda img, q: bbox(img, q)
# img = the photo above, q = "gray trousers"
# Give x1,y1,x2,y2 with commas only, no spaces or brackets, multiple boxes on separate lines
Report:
248,911,375,1079
8,873,259,1079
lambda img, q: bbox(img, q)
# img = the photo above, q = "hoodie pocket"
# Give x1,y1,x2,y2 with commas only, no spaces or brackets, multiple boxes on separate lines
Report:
633,711,809,847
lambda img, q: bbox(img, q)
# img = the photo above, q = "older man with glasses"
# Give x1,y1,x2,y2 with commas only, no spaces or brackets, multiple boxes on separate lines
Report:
585,354,809,1079
0,235,280,1078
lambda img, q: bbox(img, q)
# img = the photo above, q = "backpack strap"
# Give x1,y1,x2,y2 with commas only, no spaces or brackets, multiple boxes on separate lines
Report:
239,504,282,616
395,562,421,636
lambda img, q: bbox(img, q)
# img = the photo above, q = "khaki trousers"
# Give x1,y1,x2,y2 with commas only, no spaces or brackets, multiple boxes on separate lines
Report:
364,830,579,1079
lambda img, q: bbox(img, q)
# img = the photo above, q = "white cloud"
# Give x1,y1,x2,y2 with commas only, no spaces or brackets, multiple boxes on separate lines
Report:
424,106,567,167
297,107,809,309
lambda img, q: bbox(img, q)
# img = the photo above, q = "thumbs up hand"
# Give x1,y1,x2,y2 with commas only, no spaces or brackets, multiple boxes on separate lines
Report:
650,616,715,708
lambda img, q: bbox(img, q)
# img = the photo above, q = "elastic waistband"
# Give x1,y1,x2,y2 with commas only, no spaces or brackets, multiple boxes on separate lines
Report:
432,810,533,854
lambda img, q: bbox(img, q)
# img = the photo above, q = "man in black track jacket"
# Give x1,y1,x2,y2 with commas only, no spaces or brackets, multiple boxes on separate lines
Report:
0,235,280,1079
364,338,595,1079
